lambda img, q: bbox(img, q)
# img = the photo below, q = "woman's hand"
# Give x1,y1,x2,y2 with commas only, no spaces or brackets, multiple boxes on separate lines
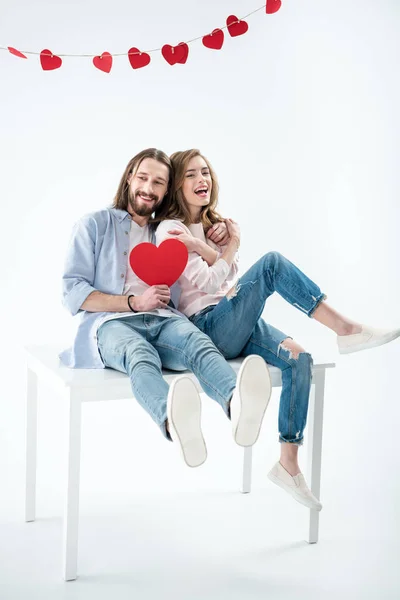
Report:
167,229,199,253
207,221,230,246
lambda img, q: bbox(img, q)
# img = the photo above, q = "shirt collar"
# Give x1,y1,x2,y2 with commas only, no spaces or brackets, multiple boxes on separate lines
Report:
110,207,153,230
110,208,131,223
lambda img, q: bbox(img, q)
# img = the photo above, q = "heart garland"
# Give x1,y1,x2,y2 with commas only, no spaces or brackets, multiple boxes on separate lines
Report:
6,2,283,72
226,15,249,37
266,0,282,14
93,52,113,73
128,47,151,69
202,29,224,50
161,43,189,65
40,49,62,71
8,46,27,58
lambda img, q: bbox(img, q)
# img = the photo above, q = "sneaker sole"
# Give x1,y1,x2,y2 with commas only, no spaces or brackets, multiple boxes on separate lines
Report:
167,376,207,468
233,355,272,447
338,329,400,354
267,472,322,511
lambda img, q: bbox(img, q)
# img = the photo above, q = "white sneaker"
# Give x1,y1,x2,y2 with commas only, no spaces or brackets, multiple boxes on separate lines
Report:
230,355,272,447
167,376,207,468
267,461,322,511
337,325,400,355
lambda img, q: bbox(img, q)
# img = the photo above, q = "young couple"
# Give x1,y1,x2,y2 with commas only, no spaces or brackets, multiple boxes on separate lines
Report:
60,147,400,512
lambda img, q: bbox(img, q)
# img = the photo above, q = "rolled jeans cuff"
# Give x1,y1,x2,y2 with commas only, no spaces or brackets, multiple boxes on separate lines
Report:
308,293,328,318
279,435,304,447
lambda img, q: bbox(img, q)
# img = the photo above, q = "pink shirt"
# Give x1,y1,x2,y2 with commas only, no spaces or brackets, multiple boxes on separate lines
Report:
155,220,239,318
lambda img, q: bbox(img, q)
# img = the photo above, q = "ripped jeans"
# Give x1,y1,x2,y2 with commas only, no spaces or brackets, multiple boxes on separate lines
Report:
189,252,327,446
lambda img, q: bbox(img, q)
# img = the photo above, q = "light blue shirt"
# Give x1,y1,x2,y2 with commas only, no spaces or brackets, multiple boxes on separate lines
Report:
60,207,183,369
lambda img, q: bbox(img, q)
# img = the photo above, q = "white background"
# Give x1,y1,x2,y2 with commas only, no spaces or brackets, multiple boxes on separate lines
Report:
0,0,399,598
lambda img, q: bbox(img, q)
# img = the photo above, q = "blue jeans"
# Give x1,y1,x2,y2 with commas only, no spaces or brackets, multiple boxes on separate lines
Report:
189,252,327,446
96,315,236,440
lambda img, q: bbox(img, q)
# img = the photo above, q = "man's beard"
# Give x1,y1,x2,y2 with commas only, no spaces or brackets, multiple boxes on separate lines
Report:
129,190,161,217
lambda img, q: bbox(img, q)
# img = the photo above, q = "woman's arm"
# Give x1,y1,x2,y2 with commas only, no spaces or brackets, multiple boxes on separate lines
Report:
167,220,232,266
155,220,240,294
183,236,239,294
167,227,219,266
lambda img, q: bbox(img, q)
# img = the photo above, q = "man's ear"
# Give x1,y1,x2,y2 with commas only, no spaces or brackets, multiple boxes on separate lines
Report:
127,173,132,185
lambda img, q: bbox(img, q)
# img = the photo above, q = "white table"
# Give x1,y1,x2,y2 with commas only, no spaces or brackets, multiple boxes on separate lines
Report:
24,344,335,581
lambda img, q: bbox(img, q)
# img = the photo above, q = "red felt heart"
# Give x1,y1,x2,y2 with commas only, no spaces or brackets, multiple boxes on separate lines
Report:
266,0,282,14
8,47,27,59
93,52,112,73
40,49,62,71
202,29,224,50
226,15,249,37
162,43,189,66
175,43,189,64
128,47,151,69
129,239,188,287
161,45,177,65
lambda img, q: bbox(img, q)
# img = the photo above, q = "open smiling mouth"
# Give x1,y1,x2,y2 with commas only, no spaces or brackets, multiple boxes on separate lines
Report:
195,187,208,198
138,194,156,203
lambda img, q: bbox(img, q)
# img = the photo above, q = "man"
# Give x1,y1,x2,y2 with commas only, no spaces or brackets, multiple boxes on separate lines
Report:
60,148,272,468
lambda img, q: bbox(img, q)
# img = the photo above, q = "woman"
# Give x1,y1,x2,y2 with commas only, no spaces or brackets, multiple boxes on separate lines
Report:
154,149,400,510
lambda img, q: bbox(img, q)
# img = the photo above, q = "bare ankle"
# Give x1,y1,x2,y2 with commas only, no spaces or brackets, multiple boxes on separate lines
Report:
337,322,362,336
279,459,301,477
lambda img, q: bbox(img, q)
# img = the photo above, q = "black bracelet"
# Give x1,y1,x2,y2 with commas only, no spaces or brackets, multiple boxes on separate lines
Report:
127,295,137,312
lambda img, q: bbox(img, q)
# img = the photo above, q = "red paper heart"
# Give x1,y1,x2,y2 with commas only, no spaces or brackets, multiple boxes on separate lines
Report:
162,43,189,66
128,47,151,69
226,15,249,37
175,43,189,64
161,45,177,65
93,52,112,73
40,49,62,71
8,47,27,59
129,239,188,287
202,29,224,50
266,0,282,14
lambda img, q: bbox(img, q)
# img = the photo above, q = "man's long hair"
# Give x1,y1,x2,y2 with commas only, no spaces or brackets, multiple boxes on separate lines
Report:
111,148,174,221
152,149,224,230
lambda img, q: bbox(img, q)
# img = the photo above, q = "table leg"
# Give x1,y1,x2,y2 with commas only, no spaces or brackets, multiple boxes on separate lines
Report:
62,390,82,581
25,367,38,522
306,370,325,544
241,446,253,493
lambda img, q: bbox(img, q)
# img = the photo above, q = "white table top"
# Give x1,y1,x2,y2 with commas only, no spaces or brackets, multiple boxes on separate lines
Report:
24,344,335,392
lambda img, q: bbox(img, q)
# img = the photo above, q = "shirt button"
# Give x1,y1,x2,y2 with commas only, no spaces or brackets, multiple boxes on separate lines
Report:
123,251,127,255
125,231,129,235
121,274,124,278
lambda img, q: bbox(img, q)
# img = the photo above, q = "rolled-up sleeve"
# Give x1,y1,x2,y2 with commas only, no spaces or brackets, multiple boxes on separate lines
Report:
62,216,98,316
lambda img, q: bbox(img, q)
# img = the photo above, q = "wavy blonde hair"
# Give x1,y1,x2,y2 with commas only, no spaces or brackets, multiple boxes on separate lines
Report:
153,149,224,230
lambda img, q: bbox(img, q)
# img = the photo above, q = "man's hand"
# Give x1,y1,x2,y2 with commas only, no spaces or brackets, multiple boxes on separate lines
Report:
133,285,171,311
167,229,199,253
207,221,230,246
225,218,241,247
